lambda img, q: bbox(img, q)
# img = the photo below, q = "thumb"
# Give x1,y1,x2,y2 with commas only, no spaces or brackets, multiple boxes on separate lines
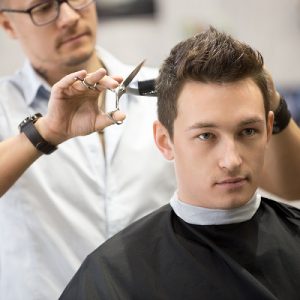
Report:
96,110,126,131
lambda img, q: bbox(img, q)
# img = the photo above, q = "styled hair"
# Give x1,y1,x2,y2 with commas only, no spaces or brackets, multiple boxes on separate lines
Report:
156,26,270,139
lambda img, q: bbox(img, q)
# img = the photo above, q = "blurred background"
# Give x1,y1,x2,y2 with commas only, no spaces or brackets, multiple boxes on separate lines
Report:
1,0,300,204
1,0,300,122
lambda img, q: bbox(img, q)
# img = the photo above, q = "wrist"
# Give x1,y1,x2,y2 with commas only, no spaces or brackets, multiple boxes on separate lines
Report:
18,114,57,155
34,117,63,146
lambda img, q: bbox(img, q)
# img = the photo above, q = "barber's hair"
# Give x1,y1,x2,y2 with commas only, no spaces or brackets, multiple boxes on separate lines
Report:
156,26,270,139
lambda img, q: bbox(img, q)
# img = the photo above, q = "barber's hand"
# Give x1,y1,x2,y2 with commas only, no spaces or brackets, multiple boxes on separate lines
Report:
35,68,126,145
264,67,280,111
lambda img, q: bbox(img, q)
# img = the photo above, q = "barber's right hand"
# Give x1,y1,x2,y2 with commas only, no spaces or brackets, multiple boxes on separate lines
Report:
34,68,126,145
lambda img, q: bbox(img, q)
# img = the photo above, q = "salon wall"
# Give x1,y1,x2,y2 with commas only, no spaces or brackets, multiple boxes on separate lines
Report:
1,0,300,86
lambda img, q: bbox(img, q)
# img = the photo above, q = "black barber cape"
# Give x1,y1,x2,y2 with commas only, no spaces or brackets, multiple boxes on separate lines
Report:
60,198,300,300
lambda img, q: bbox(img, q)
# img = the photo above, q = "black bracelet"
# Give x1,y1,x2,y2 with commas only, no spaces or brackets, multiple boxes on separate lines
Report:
272,96,291,134
18,113,57,154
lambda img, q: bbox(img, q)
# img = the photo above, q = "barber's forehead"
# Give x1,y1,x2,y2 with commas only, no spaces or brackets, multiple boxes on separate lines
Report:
5,0,39,7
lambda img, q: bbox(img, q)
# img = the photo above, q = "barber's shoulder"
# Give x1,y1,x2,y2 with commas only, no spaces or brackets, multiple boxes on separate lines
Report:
0,74,25,103
0,73,30,135
0,75,14,87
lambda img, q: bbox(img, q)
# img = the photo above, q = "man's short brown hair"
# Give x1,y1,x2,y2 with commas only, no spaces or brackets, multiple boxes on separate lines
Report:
156,27,270,139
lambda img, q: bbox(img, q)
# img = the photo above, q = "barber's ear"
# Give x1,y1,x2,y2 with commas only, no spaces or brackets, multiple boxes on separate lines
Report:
0,13,18,39
153,121,174,160
266,111,274,142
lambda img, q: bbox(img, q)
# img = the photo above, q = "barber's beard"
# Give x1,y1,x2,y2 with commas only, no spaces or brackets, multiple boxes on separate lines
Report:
55,24,96,68
64,49,95,68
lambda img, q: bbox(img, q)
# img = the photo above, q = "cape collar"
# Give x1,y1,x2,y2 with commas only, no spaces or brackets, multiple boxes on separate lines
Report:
170,191,261,225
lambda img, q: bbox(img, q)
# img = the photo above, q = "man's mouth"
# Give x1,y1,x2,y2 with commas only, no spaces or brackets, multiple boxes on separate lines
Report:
57,29,90,48
61,32,87,44
215,177,248,189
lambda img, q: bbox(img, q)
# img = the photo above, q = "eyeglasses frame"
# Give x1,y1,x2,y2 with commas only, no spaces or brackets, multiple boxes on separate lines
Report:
0,0,95,26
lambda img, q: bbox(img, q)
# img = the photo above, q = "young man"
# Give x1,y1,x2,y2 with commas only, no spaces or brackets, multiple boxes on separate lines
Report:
60,28,300,300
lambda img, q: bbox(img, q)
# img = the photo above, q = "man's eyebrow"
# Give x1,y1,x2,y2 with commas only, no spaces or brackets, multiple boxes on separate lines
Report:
186,117,265,131
186,122,217,131
238,118,265,126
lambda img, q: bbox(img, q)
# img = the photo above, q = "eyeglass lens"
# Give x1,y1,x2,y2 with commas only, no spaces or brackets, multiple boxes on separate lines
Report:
31,0,94,26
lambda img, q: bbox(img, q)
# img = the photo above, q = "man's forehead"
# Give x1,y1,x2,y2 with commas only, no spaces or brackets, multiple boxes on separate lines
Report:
176,79,266,126
3,0,40,8
178,79,264,107
180,78,261,93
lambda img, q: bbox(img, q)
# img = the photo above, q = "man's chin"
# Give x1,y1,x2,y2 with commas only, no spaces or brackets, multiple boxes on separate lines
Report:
64,50,95,68
225,193,256,209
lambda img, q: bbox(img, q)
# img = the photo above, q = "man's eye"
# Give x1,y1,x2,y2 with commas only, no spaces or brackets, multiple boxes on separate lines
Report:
33,2,54,13
198,132,213,140
241,128,257,136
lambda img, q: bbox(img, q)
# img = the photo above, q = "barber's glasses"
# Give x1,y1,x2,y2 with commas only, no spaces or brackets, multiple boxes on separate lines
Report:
0,0,95,26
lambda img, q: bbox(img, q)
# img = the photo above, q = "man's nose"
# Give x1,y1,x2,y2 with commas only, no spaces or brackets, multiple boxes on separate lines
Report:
218,139,242,172
57,2,80,27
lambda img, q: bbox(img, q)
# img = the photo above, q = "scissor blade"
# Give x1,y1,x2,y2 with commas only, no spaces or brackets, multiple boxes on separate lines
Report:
122,60,145,88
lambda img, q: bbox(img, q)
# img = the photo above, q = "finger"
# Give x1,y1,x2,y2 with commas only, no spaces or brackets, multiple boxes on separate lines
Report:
95,110,126,130
84,68,107,87
53,70,87,91
84,70,120,92
106,110,124,125
111,75,123,84
95,75,121,91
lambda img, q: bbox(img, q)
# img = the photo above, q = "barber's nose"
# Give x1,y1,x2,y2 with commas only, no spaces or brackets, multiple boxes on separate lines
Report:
57,2,80,27
218,140,242,172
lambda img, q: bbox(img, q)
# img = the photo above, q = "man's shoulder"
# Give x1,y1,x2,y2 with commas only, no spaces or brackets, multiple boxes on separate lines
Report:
104,204,172,247
89,204,172,261
261,197,300,220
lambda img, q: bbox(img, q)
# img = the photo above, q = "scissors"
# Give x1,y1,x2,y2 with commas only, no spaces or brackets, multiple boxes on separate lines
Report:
107,60,145,125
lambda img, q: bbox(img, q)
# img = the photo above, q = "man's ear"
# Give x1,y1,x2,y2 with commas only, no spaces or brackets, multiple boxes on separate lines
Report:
0,13,18,39
153,120,174,160
266,111,274,142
